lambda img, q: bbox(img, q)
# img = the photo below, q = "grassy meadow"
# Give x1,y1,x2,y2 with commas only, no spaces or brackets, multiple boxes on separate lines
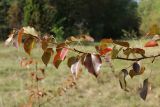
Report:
0,40,160,107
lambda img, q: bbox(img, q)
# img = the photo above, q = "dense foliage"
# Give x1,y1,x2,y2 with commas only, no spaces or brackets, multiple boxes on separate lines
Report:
0,0,140,40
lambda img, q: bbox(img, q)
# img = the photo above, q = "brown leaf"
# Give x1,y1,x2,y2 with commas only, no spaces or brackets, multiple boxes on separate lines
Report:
119,69,128,91
42,48,53,66
67,56,77,68
123,48,145,58
23,37,35,55
129,66,145,78
111,46,122,59
18,28,24,45
140,78,151,100
113,40,130,47
83,54,102,77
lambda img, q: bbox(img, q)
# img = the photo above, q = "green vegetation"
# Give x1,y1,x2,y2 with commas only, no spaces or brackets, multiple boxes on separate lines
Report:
0,0,140,40
138,0,160,34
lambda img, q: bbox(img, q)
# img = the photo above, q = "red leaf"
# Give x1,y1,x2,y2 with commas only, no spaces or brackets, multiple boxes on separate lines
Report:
144,40,158,47
99,47,112,55
53,48,69,68
83,54,102,77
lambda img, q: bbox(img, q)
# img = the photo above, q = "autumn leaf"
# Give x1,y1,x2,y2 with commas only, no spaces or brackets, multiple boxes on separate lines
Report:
5,33,14,46
71,60,81,78
53,47,69,68
23,37,35,55
113,40,130,47
140,78,151,100
132,62,140,73
42,48,53,66
18,28,24,45
129,66,145,78
99,47,112,55
83,54,102,77
23,26,38,37
111,46,122,59
119,69,128,91
67,56,77,68
144,40,158,47
123,48,145,58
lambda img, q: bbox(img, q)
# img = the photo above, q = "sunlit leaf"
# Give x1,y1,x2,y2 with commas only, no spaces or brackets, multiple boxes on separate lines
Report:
42,48,53,66
144,40,158,47
129,66,145,78
140,78,151,100
23,37,35,55
113,40,129,47
83,54,102,77
23,26,38,37
5,33,14,46
119,69,128,91
70,59,81,78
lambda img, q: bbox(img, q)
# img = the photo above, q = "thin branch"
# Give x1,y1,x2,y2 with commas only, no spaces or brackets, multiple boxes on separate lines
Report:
115,54,160,61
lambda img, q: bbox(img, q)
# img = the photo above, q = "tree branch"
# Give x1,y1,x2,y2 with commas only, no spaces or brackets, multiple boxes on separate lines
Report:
114,54,160,61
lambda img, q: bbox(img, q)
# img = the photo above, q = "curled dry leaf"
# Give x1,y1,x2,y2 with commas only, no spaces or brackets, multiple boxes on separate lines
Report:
119,69,128,91
24,37,35,55
144,40,158,47
140,78,151,100
113,40,129,47
111,46,122,59
83,54,102,77
123,48,145,58
42,48,53,66
129,66,145,78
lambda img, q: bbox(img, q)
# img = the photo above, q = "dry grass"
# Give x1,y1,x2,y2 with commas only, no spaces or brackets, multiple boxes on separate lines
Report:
0,40,160,107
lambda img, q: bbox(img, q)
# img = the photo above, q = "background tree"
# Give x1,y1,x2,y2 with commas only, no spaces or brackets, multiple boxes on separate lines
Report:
138,0,160,34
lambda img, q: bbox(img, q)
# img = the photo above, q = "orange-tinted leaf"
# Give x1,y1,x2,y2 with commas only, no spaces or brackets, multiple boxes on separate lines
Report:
100,38,113,44
119,69,128,91
42,48,53,66
129,66,145,78
99,47,112,55
113,40,129,47
144,40,158,47
53,47,68,68
23,37,35,55
140,78,151,100
18,28,24,45
83,54,102,77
